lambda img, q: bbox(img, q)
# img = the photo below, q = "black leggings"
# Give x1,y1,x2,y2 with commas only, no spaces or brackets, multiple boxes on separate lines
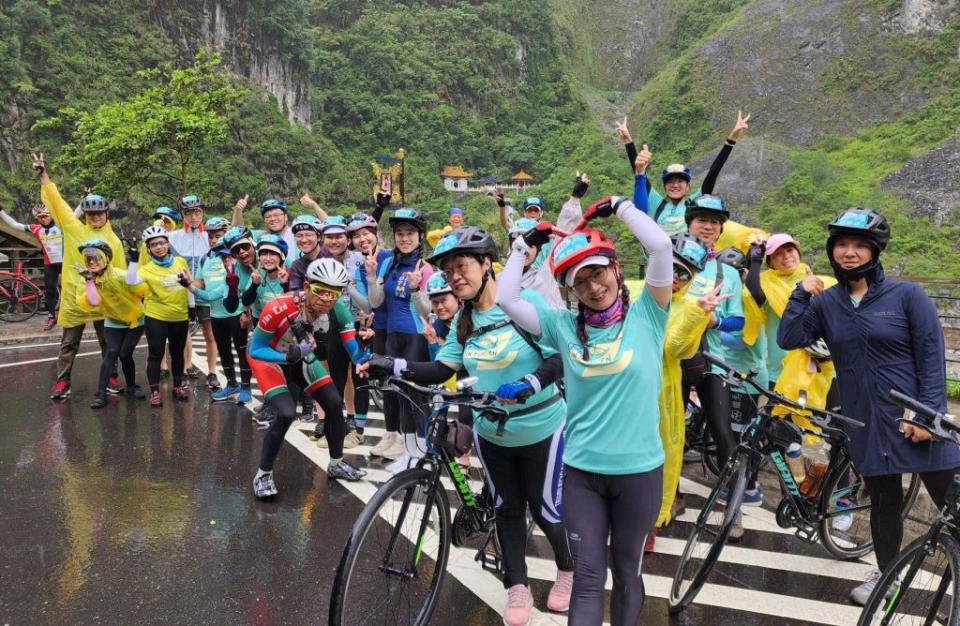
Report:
864,467,960,571
563,465,662,625
43,262,61,317
145,316,188,386
384,331,430,434
325,324,368,415
259,363,346,471
699,373,737,467
98,325,144,393
211,315,250,387
475,428,573,588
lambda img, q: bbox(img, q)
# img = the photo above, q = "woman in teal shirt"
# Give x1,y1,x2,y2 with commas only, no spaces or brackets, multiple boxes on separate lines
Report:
359,227,574,626
498,195,673,626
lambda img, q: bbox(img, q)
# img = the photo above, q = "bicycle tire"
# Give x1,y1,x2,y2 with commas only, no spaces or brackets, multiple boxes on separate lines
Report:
857,532,960,626
702,427,721,477
820,460,920,560
0,277,42,322
329,467,451,626
669,456,749,612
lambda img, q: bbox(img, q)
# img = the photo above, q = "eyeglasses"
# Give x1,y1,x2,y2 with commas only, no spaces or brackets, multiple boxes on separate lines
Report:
306,283,342,300
674,266,692,282
148,239,168,248
572,266,610,293
443,257,479,278
182,208,203,215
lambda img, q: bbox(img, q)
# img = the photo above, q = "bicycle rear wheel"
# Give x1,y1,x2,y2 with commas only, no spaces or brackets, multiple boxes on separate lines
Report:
857,532,960,626
669,456,748,612
0,278,42,322
329,467,451,626
820,458,920,560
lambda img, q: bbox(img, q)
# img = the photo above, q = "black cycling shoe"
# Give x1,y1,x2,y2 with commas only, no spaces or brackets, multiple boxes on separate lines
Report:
90,393,107,409
126,385,147,400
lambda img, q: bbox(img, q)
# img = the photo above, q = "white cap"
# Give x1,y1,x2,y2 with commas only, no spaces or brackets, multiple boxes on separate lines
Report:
565,255,611,288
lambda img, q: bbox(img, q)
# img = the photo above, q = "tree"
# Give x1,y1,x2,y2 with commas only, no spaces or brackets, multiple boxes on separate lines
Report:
34,51,243,203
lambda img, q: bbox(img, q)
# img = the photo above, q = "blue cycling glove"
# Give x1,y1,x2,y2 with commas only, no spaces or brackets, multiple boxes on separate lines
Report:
496,374,541,403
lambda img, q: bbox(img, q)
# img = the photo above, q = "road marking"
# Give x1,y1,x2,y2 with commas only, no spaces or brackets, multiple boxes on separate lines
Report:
0,344,146,369
0,338,100,351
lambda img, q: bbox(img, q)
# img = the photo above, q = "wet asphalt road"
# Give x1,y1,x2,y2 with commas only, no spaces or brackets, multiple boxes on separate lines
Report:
0,341,498,625
1,338,880,625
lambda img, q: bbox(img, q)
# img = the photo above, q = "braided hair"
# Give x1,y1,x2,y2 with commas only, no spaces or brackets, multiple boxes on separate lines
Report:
574,266,630,360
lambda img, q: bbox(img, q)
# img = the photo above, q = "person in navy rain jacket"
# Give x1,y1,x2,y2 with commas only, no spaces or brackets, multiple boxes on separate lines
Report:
779,207,959,606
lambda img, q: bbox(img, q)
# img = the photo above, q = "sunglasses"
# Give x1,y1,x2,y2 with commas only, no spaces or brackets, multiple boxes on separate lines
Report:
306,283,342,300
231,243,253,253
674,265,692,282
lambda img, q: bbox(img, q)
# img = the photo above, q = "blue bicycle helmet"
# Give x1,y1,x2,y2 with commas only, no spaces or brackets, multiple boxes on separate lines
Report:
425,273,454,297
80,194,110,212
260,198,288,215
256,233,288,261
177,194,204,211
522,197,545,213
223,226,254,251
291,215,322,234
670,232,708,273
685,194,730,225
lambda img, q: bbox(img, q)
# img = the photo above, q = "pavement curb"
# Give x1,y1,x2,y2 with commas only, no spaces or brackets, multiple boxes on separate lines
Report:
0,329,98,347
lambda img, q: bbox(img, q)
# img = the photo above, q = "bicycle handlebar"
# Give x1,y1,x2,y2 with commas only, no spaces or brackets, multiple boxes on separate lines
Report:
699,351,864,430
888,389,960,444
372,376,509,417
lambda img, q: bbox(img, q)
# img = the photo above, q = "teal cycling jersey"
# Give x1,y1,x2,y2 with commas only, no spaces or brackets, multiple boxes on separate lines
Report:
192,256,241,319
536,288,669,474
763,306,787,383
686,259,744,376
646,187,702,236
436,290,565,447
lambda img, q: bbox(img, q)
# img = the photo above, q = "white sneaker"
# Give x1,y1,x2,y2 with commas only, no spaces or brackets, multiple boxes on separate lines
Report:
380,438,407,460
386,453,413,475
370,431,398,457
850,568,884,606
343,431,363,449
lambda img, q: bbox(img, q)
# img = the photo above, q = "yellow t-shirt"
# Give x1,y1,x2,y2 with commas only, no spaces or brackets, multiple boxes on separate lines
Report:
138,257,190,322
76,267,147,328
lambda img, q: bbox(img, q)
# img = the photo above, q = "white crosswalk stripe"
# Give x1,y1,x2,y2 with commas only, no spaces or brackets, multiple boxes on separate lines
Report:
190,337,878,624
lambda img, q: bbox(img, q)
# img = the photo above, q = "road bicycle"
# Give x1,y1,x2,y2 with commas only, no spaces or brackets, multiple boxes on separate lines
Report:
0,258,44,322
685,396,721,476
329,376,522,625
670,351,920,612
858,390,960,626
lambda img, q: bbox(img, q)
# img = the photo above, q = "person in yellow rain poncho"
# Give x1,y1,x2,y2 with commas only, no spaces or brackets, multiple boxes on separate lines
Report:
645,233,724,552
75,239,147,409
34,153,127,402
742,234,838,431
425,207,464,247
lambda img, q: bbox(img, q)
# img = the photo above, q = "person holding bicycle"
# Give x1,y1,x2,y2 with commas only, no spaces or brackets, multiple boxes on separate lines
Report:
129,225,192,407
75,239,147,408
34,153,127,401
359,226,575,624
249,257,369,499
779,207,960,605
0,203,62,330
498,194,672,625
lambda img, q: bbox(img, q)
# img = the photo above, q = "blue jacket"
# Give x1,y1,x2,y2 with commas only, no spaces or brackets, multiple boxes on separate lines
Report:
778,267,957,476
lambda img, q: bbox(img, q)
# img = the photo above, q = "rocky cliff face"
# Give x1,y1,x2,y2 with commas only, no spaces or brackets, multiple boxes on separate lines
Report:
152,1,312,126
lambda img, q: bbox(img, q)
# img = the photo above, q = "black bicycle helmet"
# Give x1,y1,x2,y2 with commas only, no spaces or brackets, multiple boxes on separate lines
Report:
826,207,890,252
715,246,747,271
670,232,708,273
684,194,729,225
388,208,426,234
78,239,114,262
427,226,500,268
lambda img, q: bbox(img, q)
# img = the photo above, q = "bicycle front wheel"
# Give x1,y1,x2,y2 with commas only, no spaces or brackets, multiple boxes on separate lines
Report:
669,456,748,612
329,467,451,626
858,532,960,626
0,278,42,322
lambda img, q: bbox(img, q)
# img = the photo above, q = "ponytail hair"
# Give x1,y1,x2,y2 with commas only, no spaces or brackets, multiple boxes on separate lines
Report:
457,299,475,345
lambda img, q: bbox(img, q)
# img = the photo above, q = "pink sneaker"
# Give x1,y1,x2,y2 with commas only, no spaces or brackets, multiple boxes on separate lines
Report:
503,584,532,626
547,569,574,613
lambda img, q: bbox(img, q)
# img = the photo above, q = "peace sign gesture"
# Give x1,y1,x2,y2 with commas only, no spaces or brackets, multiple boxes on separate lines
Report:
405,259,425,291
614,116,633,144
728,110,751,142
697,284,733,314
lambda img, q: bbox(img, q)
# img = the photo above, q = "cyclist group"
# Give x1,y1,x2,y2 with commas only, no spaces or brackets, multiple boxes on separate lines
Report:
5,107,953,625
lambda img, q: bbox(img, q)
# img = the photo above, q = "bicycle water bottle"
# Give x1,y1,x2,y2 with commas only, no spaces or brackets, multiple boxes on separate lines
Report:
786,442,806,485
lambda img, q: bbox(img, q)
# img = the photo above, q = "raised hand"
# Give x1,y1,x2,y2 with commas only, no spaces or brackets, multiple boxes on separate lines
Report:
278,266,289,283
364,252,378,277
728,110,751,142
697,284,733,313
634,143,652,174
488,189,506,208
404,259,425,291
421,317,438,344
32,153,46,174
250,269,262,285
801,274,825,296
521,221,554,248
375,192,391,209
614,116,633,144
583,196,620,222
234,194,249,212
571,171,590,199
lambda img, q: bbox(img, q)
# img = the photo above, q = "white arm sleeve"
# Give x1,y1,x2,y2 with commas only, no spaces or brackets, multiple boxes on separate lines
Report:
0,211,27,231
125,262,143,285
495,243,542,336
616,199,673,287
367,275,385,308
556,198,582,233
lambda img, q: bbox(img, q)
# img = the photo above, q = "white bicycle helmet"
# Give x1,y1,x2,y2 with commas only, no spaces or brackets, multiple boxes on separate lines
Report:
804,338,831,361
141,225,169,243
305,257,349,288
